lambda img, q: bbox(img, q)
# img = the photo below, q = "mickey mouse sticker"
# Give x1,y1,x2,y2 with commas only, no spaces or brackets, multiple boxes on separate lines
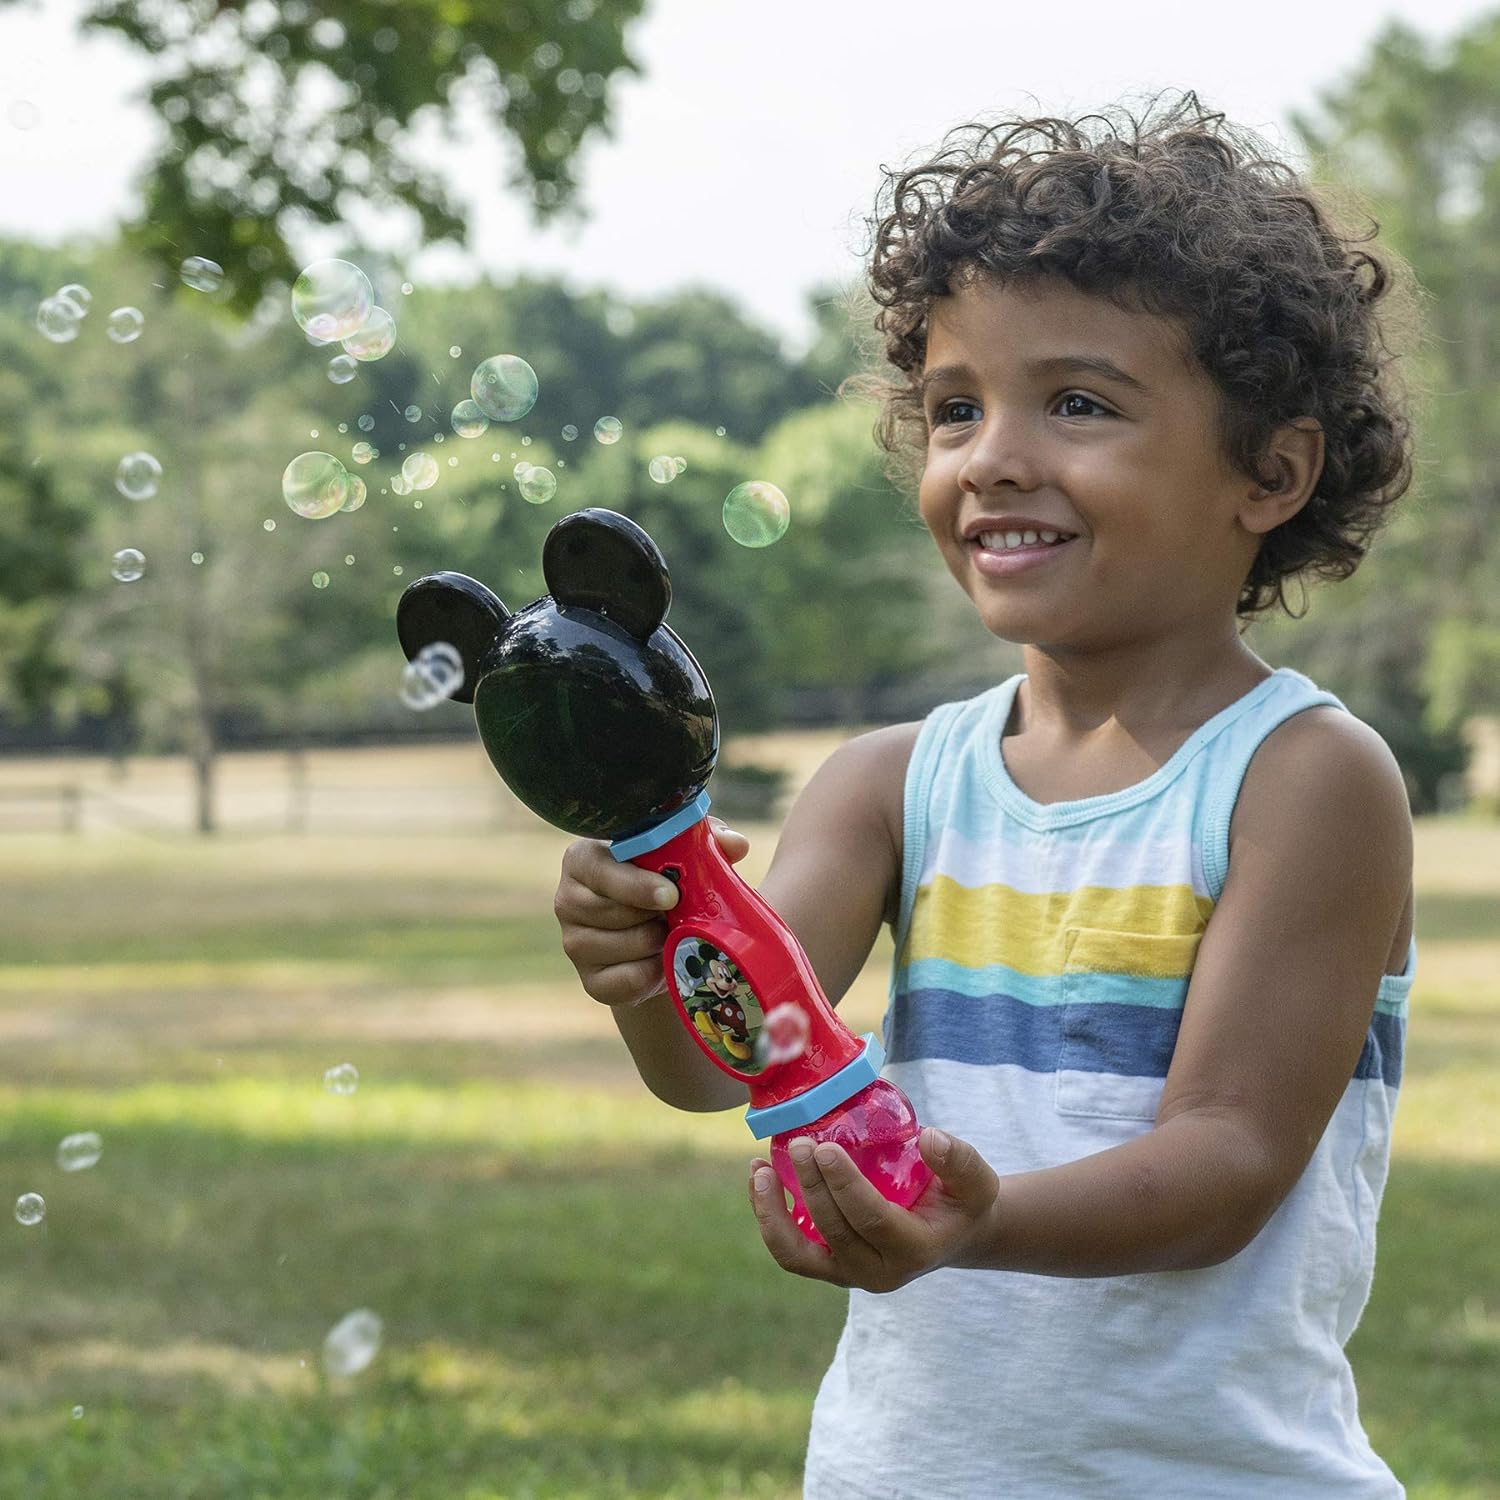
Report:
672,938,767,1069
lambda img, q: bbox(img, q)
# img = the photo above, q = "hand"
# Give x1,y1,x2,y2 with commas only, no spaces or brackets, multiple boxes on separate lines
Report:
554,817,750,1007
748,1126,1000,1292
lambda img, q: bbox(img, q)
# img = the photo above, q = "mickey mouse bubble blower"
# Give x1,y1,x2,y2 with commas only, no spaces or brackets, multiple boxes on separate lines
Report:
396,507,933,1245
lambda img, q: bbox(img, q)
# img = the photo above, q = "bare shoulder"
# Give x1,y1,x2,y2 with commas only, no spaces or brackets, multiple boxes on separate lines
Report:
1230,705,1413,966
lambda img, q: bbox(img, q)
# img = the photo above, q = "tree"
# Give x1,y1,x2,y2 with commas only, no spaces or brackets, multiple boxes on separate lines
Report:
20,0,650,313
1285,13,1500,804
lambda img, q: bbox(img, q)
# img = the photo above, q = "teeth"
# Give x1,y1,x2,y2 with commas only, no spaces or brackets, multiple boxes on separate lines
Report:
978,528,1069,551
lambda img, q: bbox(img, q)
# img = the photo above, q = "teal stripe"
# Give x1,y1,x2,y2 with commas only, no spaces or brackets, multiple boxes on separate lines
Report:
902,958,1190,1011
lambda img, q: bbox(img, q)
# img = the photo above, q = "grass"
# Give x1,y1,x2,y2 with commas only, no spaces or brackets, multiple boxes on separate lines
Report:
0,752,1497,1497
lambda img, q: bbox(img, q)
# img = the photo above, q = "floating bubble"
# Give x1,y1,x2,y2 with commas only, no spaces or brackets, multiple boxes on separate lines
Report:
401,452,438,491
350,442,376,466
105,306,144,343
674,456,687,472
561,424,578,441
357,413,375,432
312,570,330,589
450,400,489,439
753,1004,812,1068
448,344,461,358
389,473,412,496
715,426,727,437
518,466,557,504
323,1062,359,1095
648,455,679,484
111,548,145,582
470,354,539,422
191,552,205,566
7,100,40,131
263,519,276,532
14,1193,44,1227
512,460,532,481
323,1308,382,1378
345,555,355,565
342,306,396,362
282,451,350,520
447,456,458,467
292,259,373,343
400,280,414,295
56,1131,103,1173
400,641,465,710
56,282,91,316
338,477,366,516
35,296,81,343
115,451,162,501
593,415,622,445
71,1406,83,1420
403,404,422,423
327,353,359,384
723,480,790,548
179,256,224,293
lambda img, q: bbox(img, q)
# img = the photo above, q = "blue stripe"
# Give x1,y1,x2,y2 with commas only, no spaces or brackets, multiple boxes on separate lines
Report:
902,958,1189,1011
889,986,1405,1087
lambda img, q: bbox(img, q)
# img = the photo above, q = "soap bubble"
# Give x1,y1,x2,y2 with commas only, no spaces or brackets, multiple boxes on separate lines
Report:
401,452,438,491
312,570,330,589
339,474,367,513
753,1004,811,1067
512,460,532,481
357,413,375,432
470,354,539,421
323,1062,359,1095
326,353,358,384
179,256,224,293
389,472,413,496
282,451,350,520
56,1131,103,1173
448,344,462,358
263,519,276,532
191,552,205,566
648,455,679,484
115,451,162,501
56,282,91,315
341,306,396,362
403,404,422,423
518,466,556,504
561,424,578,441
723,480,790,547
35,296,81,343
14,1193,44,1227
110,548,145,582
105,306,145,343
400,641,465,709
450,400,489,439
593,415,622,445
351,441,375,466
715,426,727,437
291,259,374,343
322,1308,382,1378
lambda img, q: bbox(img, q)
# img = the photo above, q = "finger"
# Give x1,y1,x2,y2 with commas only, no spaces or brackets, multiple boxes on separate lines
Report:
919,1127,1000,1202
709,817,751,865
807,1141,918,1249
786,1137,865,1257
581,955,668,1008
749,1160,839,1282
561,914,668,969
558,843,680,920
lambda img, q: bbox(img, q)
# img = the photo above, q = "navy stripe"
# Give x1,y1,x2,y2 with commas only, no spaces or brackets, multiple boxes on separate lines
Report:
889,986,1405,1087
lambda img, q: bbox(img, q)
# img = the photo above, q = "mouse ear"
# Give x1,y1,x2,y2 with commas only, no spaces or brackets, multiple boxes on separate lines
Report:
396,572,509,706
541,507,670,640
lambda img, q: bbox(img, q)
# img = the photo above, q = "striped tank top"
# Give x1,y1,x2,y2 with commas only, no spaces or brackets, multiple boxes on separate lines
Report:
803,667,1414,1500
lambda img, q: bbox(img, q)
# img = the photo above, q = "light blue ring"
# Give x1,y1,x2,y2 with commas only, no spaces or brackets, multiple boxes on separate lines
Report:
609,791,712,861
743,1032,885,1140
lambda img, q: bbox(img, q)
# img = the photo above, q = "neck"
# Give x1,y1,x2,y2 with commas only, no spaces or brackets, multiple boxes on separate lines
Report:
1013,627,1269,741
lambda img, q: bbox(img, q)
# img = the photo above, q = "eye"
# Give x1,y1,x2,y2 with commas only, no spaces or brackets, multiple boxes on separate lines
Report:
1055,391,1111,418
932,398,980,427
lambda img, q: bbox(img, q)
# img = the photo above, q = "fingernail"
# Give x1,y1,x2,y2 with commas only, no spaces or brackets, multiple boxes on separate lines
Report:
813,1144,838,1168
789,1138,814,1164
927,1128,951,1156
653,883,677,908
753,1167,774,1194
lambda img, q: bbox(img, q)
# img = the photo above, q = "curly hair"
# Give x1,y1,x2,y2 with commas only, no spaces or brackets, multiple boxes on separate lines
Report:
850,92,1420,620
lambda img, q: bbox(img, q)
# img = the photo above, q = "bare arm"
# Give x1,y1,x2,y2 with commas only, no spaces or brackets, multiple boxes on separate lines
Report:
753,709,1415,1286
556,723,916,1113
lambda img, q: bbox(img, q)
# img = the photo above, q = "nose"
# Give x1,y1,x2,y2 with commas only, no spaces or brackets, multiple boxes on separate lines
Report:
957,413,1042,495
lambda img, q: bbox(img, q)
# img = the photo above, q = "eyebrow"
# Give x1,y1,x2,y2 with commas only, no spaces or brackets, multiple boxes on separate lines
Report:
920,355,1150,397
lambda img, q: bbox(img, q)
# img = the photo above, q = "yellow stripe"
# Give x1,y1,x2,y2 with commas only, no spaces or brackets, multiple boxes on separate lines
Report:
905,875,1211,976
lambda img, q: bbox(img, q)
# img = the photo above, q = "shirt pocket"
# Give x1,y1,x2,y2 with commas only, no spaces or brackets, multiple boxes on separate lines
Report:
1055,926,1201,1121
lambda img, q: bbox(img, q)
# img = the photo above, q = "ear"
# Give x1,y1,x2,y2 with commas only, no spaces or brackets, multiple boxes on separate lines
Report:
1239,418,1325,535
396,572,509,706
541,507,670,640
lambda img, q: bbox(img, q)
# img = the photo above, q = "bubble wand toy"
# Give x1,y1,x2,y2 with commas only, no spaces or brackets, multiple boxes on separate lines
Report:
396,507,932,1244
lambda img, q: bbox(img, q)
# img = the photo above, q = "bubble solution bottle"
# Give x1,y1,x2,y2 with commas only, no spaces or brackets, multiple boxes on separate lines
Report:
615,792,934,1246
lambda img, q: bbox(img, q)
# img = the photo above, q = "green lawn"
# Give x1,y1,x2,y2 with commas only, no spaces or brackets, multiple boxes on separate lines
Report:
1,817,1497,1498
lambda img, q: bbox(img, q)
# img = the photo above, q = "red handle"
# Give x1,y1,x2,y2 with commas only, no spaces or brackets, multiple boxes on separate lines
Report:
629,818,864,1111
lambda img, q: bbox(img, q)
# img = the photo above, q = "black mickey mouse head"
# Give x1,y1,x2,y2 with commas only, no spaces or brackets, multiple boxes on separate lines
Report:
396,508,718,841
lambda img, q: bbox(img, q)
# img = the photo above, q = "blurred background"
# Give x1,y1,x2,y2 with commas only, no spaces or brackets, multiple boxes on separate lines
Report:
1,1,1497,1496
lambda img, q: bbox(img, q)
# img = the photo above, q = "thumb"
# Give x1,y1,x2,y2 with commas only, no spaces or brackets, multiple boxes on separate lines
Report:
709,816,751,865
919,1127,995,1195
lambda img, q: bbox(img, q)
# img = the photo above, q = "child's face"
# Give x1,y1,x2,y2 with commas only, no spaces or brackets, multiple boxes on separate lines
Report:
918,275,1263,649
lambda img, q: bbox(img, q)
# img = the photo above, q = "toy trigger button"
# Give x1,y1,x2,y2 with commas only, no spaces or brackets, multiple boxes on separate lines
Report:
662,867,682,886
